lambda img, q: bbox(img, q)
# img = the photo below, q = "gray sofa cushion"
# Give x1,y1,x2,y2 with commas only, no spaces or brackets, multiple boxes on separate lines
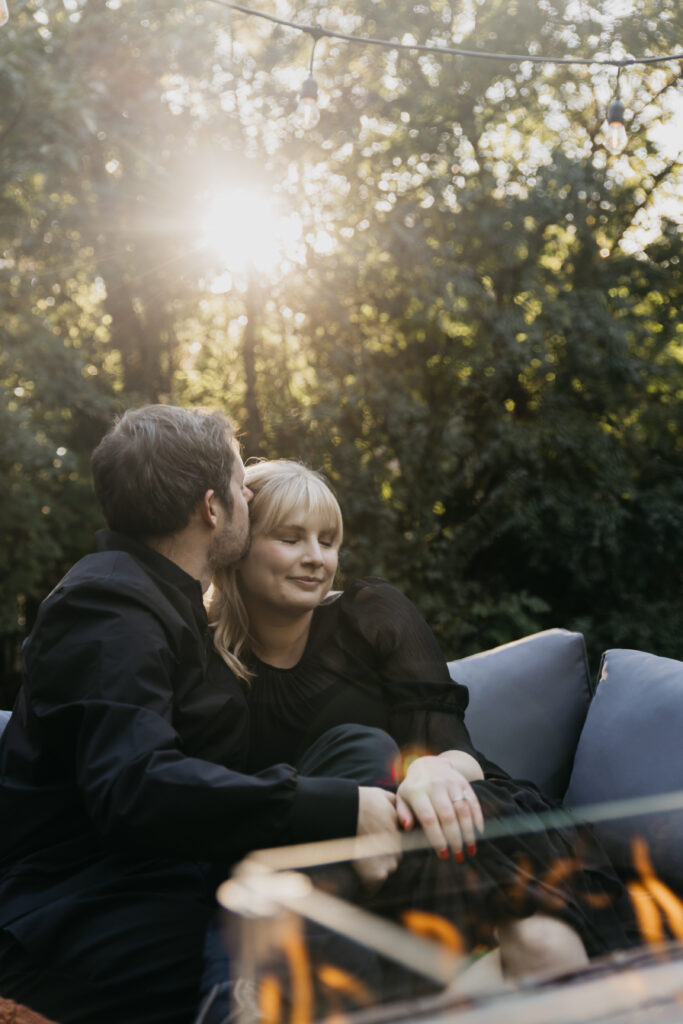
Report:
448,629,592,799
565,648,683,889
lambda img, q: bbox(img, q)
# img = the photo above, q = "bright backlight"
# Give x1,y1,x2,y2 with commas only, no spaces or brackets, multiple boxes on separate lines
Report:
199,187,301,276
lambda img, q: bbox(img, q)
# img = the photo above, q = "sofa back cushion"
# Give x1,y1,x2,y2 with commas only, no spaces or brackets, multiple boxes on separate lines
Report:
565,648,683,890
448,629,592,799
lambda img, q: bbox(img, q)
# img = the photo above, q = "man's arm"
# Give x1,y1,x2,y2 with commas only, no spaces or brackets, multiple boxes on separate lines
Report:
25,584,359,860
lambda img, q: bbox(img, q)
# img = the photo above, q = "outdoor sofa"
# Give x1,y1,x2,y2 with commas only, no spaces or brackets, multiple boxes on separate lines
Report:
450,628,683,895
2,629,683,1024
1,626,681,894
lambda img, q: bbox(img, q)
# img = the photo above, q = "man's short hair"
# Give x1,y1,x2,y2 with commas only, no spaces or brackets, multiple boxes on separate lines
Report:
91,405,237,538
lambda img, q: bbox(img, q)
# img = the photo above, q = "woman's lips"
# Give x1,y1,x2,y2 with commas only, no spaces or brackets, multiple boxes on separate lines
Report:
289,576,323,587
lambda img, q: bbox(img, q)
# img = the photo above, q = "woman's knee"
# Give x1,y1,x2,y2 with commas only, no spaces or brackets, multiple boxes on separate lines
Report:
298,725,399,786
497,914,588,978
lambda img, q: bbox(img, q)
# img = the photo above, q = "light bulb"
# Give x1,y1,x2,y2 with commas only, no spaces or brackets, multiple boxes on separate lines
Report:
605,120,627,155
604,98,627,155
297,96,320,129
0,0,9,26
296,75,320,130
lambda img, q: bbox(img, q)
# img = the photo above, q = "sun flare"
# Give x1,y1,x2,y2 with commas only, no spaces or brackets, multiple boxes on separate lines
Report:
199,187,301,277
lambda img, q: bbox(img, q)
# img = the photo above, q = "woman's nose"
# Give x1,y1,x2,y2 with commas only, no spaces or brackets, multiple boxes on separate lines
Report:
301,540,323,564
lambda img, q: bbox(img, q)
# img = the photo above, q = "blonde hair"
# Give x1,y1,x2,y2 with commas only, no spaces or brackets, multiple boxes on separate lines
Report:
208,460,343,681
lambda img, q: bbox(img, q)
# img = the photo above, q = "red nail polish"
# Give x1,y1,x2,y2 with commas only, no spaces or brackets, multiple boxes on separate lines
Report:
468,844,476,856
455,850,464,863
439,848,450,860
402,819,410,829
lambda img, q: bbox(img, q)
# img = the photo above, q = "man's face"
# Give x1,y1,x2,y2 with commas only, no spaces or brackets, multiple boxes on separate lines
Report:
208,452,252,570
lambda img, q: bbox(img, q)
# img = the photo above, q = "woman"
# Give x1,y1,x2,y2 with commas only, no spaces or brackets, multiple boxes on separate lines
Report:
209,460,636,986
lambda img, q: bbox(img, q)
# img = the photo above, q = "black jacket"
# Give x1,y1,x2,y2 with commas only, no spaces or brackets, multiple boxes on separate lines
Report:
0,530,357,944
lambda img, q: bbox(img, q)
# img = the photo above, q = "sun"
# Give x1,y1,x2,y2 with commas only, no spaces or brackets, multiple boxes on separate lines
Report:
198,187,301,277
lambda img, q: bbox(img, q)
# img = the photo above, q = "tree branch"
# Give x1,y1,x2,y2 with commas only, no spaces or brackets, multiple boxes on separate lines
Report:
610,155,682,251
628,67,682,136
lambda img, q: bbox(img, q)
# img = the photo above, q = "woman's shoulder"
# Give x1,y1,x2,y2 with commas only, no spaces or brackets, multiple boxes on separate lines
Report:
319,576,403,606
321,578,454,682
343,576,417,608
323,577,424,636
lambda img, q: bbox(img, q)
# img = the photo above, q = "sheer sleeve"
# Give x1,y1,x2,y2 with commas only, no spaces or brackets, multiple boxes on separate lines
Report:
339,578,500,773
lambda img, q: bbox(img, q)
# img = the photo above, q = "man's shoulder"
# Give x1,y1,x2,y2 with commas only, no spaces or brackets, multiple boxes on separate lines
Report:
56,549,159,600
21,551,191,672
42,549,183,632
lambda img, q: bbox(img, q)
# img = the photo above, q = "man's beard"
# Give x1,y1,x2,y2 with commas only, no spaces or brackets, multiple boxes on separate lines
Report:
208,516,250,571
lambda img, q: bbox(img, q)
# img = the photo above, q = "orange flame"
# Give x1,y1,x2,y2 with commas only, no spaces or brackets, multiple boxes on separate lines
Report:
256,920,314,1024
259,974,283,1024
542,856,580,888
628,881,665,945
317,964,375,1006
401,908,465,954
631,836,683,941
281,930,314,1024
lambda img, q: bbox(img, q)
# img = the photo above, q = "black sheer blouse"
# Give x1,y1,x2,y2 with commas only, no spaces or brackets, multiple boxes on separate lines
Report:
247,577,505,780
246,579,640,958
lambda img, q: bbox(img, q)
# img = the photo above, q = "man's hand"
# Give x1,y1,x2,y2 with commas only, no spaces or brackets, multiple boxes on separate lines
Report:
353,786,402,891
396,755,484,860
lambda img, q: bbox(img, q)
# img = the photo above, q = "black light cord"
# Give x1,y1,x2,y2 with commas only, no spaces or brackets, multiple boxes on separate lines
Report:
206,0,683,68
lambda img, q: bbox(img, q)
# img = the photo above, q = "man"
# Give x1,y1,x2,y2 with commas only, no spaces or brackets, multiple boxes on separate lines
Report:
0,405,398,1024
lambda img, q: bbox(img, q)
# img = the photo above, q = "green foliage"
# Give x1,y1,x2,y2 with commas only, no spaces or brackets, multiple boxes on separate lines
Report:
1,0,681,698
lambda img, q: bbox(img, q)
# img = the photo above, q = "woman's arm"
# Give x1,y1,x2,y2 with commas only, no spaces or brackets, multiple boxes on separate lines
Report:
347,579,481,757
345,579,490,857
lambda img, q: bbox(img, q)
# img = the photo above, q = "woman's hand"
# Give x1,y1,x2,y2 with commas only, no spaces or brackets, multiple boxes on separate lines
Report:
396,754,485,860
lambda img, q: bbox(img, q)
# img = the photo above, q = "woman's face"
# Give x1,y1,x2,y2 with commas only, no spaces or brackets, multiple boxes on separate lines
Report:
237,509,340,617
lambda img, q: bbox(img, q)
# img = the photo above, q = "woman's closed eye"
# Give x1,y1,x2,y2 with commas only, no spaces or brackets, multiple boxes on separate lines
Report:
274,531,335,547
280,538,333,548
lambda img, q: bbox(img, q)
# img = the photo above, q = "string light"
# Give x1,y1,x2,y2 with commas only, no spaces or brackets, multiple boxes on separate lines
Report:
7,0,679,152
296,75,320,129
295,31,322,130
207,1,682,148
604,67,628,155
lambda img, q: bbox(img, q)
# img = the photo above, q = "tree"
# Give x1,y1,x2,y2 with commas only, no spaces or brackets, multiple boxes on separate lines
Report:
1,0,681,703
229,0,683,662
